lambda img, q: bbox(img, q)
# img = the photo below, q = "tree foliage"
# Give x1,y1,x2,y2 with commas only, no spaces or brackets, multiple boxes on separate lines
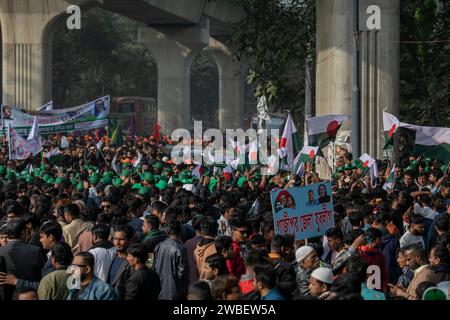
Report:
400,0,450,126
52,8,157,107
229,0,315,112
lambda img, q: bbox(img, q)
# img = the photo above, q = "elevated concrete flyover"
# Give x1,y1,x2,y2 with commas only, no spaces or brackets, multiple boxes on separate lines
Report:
0,0,245,133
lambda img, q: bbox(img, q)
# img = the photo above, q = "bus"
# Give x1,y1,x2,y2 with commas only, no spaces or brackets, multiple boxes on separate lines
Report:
109,97,157,136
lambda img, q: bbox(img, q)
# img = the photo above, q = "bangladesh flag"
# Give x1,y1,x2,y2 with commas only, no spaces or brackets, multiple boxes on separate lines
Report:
383,164,396,191
277,113,302,169
192,164,204,178
307,115,349,149
298,146,319,163
44,148,64,164
293,146,318,177
383,112,400,149
414,126,450,164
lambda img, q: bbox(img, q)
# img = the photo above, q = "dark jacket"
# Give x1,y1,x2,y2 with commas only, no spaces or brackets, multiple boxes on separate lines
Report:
141,229,166,253
270,255,297,300
108,255,133,300
185,235,202,284
380,232,401,283
431,263,450,283
128,217,144,241
125,267,161,300
0,239,45,300
154,238,189,300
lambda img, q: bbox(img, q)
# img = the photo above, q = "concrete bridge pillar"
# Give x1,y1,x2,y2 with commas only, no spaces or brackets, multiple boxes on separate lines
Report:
316,0,400,158
139,24,209,134
0,0,69,110
206,38,246,131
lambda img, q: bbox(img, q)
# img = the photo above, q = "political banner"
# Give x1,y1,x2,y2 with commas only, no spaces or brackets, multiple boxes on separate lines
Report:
270,181,334,240
8,127,35,160
1,96,109,135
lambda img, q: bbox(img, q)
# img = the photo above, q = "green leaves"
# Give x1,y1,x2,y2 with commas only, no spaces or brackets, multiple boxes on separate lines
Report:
229,0,315,110
400,0,450,127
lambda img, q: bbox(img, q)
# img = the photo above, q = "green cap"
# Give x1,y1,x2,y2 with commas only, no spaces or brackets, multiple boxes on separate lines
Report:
47,178,55,184
424,166,432,174
337,166,344,173
70,177,78,186
76,182,84,192
237,176,247,188
89,174,100,185
155,180,167,190
142,172,154,183
153,162,163,170
121,169,131,177
55,177,64,185
101,176,113,185
113,178,122,187
6,170,16,181
181,178,194,184
344,164,352,171
103,171,114,178
138,186,152,196
131,183,142,190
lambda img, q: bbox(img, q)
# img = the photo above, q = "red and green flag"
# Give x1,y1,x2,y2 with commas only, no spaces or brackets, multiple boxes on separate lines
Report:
307,115,349,149
383,112,400,149
277,113,302,170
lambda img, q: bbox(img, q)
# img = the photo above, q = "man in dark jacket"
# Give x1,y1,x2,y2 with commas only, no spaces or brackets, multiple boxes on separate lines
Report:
268,235,296,300
0,218,45,300
154,218,189,300
108,225,135,300
141,215,166,253
185,215,205,284
373,211,401,283
125,243,161,300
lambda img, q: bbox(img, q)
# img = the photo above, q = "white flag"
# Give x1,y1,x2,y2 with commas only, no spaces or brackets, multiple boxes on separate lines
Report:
37,101,53,111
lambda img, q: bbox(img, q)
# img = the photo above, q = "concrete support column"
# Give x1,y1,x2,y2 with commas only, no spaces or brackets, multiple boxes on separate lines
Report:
316,0,400,158
206,38,246,130
0,0,68,110
139,24,209,134
359,0,400,158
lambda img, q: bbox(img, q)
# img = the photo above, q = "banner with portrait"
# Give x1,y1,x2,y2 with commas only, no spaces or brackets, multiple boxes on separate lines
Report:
270,181,334,240
1,96,110,135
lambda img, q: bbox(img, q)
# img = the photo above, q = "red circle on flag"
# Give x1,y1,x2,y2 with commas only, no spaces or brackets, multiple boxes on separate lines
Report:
326,121,340,137
363,160,369,168
309,150,315,158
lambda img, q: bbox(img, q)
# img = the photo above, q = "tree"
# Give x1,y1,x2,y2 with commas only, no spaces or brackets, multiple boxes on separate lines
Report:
399,0,450,127
52,8,157,107
229,0,316,119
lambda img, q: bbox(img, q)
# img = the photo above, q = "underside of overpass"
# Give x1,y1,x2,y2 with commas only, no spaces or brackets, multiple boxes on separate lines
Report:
0,0,401,155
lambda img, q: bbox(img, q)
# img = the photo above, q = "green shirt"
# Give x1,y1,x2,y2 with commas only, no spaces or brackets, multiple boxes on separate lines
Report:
37,269,70,300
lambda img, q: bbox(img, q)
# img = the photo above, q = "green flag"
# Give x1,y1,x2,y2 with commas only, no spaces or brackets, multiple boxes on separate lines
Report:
110,119,123,146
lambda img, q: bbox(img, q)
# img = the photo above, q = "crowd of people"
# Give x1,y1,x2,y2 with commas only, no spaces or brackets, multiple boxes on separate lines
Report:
0,131,449,301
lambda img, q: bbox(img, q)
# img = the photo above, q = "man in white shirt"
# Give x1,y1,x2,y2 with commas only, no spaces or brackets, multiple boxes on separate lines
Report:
89,224,116,282
400,214,425,248
413,195,439,220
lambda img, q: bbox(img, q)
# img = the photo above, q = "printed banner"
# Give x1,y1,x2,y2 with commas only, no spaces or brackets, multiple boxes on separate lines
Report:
270,181,334,240
1,96,109,135
8,127,35,160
